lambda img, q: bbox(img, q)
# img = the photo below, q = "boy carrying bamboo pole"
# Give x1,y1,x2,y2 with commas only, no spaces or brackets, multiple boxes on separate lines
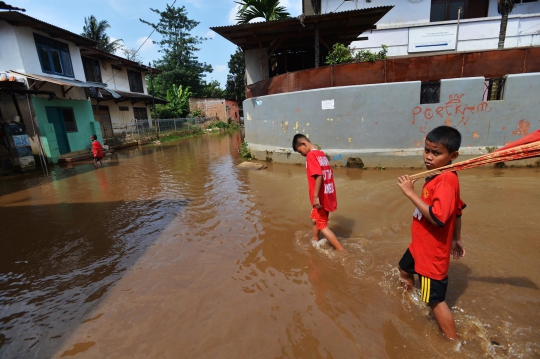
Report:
396,126,466,340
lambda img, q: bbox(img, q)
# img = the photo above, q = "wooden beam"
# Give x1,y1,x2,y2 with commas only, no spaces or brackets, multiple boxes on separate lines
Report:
62,85,74,97
264,38,284,64
259,41,264,80
319,37,330,50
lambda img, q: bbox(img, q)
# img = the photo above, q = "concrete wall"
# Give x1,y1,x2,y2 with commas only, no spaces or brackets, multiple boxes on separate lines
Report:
100,62,148,94
245,48,269,85
351,14,540,57
0,21,24,73
243,72,540,167
33,97,101,163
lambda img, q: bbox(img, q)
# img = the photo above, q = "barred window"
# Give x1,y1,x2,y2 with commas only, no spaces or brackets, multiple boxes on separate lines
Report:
420,82,441,104
483,77,505,101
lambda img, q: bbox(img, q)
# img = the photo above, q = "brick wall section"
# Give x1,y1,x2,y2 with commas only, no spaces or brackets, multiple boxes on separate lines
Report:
225,100,239,123
189,98,226,121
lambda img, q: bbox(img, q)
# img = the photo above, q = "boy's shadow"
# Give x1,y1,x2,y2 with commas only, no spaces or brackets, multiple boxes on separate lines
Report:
446,261,538,307
330,215,355,238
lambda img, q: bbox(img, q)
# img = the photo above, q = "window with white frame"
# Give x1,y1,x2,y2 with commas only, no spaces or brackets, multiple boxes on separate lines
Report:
34,33,74,77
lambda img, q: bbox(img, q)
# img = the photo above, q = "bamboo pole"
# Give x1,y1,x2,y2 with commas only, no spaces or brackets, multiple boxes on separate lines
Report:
410,141,540,180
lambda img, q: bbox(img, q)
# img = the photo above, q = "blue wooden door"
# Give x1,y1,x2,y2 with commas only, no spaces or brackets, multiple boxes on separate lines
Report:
45,107,71,154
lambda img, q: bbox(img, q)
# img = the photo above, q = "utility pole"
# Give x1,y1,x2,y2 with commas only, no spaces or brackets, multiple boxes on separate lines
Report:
455,7,462,53
149,61,159,139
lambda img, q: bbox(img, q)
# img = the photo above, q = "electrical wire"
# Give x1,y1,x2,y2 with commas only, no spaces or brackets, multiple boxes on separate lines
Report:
333,1,346,13
131,0,177,59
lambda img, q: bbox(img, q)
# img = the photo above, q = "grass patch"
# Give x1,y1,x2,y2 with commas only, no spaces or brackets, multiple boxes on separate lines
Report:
159,128,205,143
207,120,242,131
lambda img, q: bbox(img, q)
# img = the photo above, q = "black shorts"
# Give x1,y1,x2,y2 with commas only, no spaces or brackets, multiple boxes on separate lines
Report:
399,249,448,304
94,156,103,161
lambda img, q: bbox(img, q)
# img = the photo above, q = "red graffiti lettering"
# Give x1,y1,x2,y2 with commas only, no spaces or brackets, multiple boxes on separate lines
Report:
436,106,444,118
464,105,475,114
445,94,464,105
425,108,433,120
454,105,464,115
412,106,422,124
445,105,453,116
477,102,490,112
458,116,469,126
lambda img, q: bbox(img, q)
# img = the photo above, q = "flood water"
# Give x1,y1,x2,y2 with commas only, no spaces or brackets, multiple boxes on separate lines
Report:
1,131,539,359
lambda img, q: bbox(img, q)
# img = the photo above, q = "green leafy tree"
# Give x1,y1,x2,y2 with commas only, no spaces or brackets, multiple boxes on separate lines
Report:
201,80,226,98
235,0,290,24
225,47,246,104
81,15,123,54
497,0,515,49
140,5,212,98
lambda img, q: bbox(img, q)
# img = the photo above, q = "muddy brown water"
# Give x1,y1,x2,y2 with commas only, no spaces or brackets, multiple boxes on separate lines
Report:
0,131,539,359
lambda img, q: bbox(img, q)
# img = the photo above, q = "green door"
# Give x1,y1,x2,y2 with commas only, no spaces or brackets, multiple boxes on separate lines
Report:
45,107,71,154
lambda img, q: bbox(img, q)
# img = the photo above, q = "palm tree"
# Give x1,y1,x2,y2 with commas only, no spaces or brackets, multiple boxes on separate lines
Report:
235,0,290,24
81,15,123,54
497,0,515,49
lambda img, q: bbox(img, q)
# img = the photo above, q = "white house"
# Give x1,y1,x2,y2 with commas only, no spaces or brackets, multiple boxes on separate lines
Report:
303,0,540,56
0,10,164,165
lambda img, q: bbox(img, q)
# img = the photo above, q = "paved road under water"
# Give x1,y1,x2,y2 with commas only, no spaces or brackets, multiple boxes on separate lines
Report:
0,131,539,359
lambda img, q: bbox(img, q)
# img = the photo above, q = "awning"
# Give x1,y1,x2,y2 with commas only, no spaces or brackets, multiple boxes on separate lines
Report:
8,71,120,98
93,89,167,105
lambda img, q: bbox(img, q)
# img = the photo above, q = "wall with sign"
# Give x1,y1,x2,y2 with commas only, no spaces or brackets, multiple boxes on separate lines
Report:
243,73,540,167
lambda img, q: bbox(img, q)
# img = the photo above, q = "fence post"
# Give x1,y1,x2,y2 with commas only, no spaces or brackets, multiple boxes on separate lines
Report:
174,118,177,132
136,120,140,140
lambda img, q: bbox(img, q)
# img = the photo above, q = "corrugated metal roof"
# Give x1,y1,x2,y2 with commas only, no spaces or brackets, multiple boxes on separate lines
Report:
211,6,392,30
210,6,393,50
0,1,25,11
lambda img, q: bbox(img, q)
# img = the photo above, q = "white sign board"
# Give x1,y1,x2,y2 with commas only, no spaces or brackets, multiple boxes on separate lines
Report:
322,99,334,110
408,24,457,53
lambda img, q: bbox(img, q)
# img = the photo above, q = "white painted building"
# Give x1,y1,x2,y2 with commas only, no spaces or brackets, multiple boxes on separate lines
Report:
303,0,540,56
0,11,164,165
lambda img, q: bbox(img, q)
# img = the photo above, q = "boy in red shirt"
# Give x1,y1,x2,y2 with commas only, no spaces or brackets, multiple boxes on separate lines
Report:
397,126,466,340
292,134,345,251
91,134,104,169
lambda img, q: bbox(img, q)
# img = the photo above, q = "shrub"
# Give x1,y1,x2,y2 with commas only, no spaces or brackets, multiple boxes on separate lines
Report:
240,142,252,159
325,43,388,65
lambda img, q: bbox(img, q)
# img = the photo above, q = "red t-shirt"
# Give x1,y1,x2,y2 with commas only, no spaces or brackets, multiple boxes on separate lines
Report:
306,149,337,212
92,140,103,158
409,171,465,280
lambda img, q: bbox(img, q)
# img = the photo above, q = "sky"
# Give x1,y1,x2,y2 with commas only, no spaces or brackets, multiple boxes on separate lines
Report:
12,0,303,88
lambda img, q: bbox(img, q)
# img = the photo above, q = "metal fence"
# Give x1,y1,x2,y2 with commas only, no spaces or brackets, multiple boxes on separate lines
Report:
123,117,212,142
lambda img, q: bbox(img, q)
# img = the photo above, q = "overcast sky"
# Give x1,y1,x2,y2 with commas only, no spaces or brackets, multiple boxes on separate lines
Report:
12,0,303,88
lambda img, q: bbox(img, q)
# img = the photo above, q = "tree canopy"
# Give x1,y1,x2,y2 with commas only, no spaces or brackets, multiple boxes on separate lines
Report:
235,0,290,24
140,5,212,99
225,47,246,105
81,15,123,54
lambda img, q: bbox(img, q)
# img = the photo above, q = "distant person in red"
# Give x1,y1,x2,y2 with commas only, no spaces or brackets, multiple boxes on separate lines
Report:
91,134,104,168
292,134,345,251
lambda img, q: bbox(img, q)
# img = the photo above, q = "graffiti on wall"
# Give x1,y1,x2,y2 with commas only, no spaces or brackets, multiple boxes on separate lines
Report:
412,94,492,127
